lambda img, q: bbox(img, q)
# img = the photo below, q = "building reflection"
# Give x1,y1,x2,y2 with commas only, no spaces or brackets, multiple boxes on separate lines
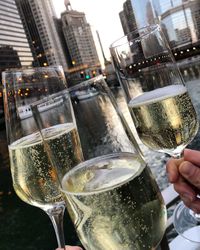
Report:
120,0,200,60
153,0,200,51
117,0,200,98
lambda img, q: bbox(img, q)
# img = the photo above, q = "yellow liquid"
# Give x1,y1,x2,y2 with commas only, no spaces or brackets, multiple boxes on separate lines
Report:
129,85,199,156
62,153,167,250
9,123,83,210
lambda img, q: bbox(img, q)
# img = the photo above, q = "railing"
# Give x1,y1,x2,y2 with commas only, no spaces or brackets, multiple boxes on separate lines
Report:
159,185,180,250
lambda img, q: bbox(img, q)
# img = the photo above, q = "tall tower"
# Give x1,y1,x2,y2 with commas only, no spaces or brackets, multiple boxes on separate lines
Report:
15,0,68,71
61,0,101,82
119,0,137,35
0,0,33,118
0,0,33,70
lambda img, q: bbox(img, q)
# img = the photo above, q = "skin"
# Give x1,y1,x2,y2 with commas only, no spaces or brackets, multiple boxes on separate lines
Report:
56,246,83,250
166,148,200,213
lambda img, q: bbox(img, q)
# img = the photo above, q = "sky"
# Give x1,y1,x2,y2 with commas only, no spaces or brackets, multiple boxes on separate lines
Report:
52,0,125,63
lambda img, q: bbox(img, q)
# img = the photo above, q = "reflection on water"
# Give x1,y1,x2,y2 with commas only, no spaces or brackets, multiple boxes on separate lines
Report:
21,93,136,161
72,94,135,160
21,106,65,135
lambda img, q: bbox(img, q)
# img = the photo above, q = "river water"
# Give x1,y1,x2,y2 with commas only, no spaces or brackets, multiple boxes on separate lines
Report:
0,76,200,249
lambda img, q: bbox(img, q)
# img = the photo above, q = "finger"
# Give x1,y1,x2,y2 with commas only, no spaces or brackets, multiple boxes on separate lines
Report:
174,179,196,203
56,246,83,250
166,157,184,183
179,161,200,189
184,149,200,166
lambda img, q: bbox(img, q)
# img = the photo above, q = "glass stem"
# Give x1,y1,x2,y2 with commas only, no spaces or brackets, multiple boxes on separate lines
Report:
46,204,66,249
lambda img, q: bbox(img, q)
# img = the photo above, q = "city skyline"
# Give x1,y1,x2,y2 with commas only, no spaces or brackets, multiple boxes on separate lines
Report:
52,0,125,60
15,0,68,70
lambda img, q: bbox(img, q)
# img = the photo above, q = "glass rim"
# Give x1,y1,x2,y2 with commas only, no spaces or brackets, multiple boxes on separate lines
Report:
110,24,160,49
2,65,63,74
68,74,105,92
30,89,69,110
61,152,144,196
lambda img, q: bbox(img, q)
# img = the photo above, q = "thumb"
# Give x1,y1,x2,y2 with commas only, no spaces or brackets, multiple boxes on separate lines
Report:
184,149,200,166
179,161,200,189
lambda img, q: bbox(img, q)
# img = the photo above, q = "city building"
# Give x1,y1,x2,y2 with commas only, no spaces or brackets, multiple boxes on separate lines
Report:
152,0,200,50
61,0,101,83
0,0,33,114
0,0,33,71
0,46,21,70
54,18,73,69
128,0,157,29
119,0,146,63
15,0,68,71
119,0,137,35
120,0,200,59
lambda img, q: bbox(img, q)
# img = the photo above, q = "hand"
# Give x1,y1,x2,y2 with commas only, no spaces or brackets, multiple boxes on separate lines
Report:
166,149,200,213
56,246,83,250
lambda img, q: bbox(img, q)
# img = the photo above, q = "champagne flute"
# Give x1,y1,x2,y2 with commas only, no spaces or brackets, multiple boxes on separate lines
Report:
31,75,167,250
2,66,83,249
110,24,199,158
110,25,199,243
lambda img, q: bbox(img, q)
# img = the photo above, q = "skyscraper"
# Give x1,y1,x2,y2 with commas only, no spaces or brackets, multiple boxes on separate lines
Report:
120,0,200,57
129,0,157,29
15,0,68,71
0,0,34,111
152,0,200,50
119,0,137,35
0,0,33,71
61,0,101,81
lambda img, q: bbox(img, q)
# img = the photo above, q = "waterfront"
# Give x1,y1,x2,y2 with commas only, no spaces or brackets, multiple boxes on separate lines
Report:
0,75,200,249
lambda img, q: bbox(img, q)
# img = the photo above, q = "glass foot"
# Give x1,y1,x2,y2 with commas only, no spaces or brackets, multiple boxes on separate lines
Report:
173,202,200,243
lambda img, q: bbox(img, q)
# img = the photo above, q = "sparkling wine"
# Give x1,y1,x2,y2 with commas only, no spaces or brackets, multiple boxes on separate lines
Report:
9,123,82,210
128,85,198,155
62,153,166,250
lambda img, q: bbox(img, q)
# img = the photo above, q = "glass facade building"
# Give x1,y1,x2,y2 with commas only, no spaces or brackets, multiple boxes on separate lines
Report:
130,0,156,28
0,0,33,69
16,0,68,71
120,0,200,53
152,0,200,49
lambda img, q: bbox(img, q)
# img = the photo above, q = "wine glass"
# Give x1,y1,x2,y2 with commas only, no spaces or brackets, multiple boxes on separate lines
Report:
31,75,167,250
2,66,83,249
110,25,199,243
